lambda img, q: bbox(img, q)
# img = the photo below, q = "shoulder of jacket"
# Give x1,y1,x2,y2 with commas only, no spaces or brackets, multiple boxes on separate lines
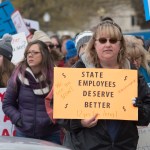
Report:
72,59,86,68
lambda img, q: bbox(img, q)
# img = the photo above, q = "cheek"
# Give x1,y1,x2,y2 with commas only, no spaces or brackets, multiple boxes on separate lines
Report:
115,47,121,54
113,44,121,54
39,56,43,63
94,42,103,54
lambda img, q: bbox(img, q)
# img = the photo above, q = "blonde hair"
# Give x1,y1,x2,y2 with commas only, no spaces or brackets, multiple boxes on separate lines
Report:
85,20,127,68
124,35,138,44
126,42,150,75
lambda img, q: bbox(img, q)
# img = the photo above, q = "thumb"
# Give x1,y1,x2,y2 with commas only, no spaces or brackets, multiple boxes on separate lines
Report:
89,114,98,122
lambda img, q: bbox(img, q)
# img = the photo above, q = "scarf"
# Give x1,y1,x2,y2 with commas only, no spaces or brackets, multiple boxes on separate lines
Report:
18,67,50,95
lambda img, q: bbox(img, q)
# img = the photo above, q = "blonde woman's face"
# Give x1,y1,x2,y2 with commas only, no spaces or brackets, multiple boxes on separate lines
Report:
94,33,121,62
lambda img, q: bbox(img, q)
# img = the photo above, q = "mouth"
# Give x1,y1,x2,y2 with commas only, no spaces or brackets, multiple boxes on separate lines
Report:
28,60,33,63
103,50,112,52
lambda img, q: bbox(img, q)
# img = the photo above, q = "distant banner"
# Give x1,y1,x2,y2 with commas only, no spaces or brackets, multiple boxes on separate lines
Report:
0,88,15,136
24,18,40,30
11,10,30,37
143,0,150,21
11,32,28,65
54,68,138,120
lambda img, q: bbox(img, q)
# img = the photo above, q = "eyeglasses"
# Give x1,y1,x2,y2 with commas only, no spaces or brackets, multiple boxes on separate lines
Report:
26,51,41,56
128,56,142,63
48,44,60,49
96,38,120,44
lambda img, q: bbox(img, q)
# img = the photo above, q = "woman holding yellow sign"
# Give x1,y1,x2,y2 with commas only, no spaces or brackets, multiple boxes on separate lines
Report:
58,17,150,150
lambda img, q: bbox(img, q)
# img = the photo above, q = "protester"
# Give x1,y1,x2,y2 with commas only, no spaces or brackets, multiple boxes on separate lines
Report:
126,42,150,87
50,35,61,52
73,30,93,68
2,40,62,144
60,35,72,56
31,30,64,66
0,34,15,87
58,19,150,150
31,30,54,52
64,39,78,67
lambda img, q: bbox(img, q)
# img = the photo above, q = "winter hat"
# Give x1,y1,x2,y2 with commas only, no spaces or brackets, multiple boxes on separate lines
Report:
65,40,77,62
31,30,51,43
75,31,93,52
0,34,13,61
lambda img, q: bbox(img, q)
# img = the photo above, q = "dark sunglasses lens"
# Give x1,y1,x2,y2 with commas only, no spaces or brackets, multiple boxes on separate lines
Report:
56,45,60,48
99,38,107,44
109,38,118,44
98,38,118,44
49,45,54,49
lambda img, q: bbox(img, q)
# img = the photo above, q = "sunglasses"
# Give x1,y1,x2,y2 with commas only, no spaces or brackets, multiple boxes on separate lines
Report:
96,38,120,44
48,44,60,49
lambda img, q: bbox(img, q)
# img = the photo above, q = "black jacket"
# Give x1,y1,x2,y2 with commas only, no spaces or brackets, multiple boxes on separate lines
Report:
58,60,150,150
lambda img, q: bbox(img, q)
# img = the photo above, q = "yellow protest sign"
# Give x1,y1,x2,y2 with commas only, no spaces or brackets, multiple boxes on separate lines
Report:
54,67,138,120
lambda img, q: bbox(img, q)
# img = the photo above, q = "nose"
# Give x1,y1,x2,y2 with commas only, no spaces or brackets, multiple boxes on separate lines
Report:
132,60,137,64
105,40,111,46
28,52,33,57
132,60,139,68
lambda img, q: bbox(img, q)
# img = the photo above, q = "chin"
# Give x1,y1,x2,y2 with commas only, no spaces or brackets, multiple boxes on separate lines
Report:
102,56,114,59
28,64,34,67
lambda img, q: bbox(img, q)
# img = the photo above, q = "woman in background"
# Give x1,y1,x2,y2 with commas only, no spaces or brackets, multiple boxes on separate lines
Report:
0,34,15,87
2,40,62,144
126,42,150,87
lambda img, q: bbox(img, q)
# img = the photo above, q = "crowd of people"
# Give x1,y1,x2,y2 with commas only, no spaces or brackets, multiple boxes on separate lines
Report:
1,16,150,150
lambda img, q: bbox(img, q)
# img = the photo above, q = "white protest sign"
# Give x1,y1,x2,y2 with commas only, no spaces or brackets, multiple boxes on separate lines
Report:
11,32,28,65
11,10,30,37
0,88,15,136
24,18,40,30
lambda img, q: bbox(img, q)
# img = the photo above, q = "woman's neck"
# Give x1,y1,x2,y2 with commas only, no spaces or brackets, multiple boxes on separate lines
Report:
30,67,41,77
100,61,119,69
